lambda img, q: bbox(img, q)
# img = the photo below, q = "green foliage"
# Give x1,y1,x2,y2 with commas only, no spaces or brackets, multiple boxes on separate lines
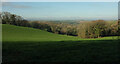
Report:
89,20,107,38
1,12,119,38
118,20,120,36
1,12,30,27
77,20,118,38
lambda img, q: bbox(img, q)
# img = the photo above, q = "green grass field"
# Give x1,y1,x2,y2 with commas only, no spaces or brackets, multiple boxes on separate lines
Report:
2,24,120,63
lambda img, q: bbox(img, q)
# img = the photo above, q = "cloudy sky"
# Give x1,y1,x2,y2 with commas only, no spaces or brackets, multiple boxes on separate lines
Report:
2,2,118,20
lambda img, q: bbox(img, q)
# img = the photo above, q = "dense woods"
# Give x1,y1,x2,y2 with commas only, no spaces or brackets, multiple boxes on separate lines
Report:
1,12,119,38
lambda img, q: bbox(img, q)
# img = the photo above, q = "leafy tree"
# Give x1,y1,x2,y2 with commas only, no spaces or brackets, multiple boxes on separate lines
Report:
1,12,24,25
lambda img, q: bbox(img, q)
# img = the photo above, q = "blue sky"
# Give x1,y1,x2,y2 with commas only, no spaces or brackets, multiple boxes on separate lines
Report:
2,2,118,20
1,0,119,2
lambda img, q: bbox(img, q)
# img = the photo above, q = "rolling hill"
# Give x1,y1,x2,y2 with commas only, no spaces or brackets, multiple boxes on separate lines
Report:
2,24,118,42
2,24,119,63
2,24,81,42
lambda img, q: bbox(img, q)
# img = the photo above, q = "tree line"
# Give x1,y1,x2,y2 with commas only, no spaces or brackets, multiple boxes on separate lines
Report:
0,12,119,38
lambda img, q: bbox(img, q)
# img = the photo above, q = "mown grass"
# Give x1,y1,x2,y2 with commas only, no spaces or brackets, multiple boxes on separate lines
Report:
2,24,81,42
3,40,120,63
2,24,120,63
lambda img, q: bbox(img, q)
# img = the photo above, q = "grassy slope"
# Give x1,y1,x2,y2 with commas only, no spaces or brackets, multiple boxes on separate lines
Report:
2,24,80,41
2,24,118,42
2,24,119,63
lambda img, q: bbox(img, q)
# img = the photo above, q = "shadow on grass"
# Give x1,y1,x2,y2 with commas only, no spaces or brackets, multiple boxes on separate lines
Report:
2,40,120,63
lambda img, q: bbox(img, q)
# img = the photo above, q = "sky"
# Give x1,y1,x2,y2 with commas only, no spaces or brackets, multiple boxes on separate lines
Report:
2,2,118,20
1,0,120,2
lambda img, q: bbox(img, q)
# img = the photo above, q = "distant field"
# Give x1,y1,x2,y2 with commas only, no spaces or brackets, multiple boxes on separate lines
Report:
2,24,120,63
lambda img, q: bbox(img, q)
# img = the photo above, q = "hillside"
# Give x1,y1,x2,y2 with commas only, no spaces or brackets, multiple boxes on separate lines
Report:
2,24,118,42
2,24,80,42
2,24,119,63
